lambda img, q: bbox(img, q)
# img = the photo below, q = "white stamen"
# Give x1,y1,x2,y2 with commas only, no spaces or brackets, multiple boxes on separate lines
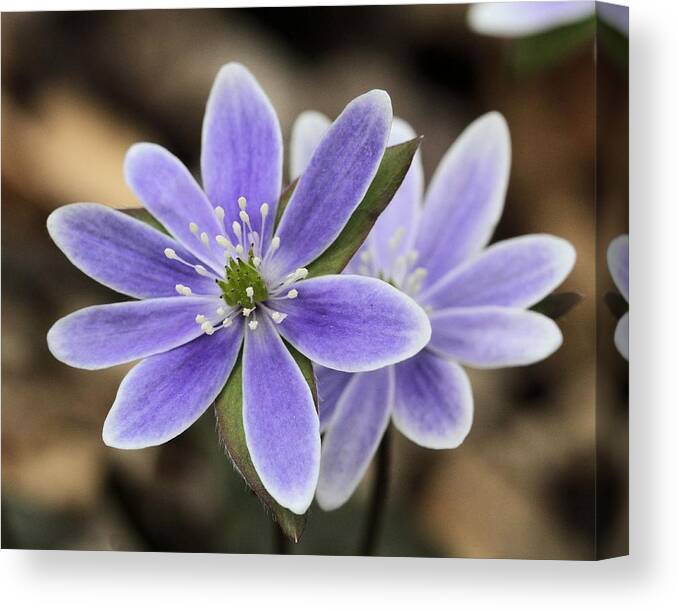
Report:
189,222,199,234
295,268,308,280
242,307,254,317
222,318,232,328
401,266,429,297
271,311,287,324
200,232,210,246
252,256,262,268
235,244,244,257
238,196,247,210
216,235,232,249
194,265,210,277
215,206,225,222
239,210,250,224
270,236,280,251
407,250,419,263
201,321,215,335
245,286,254,299
388,227,405,250
175,284,192,296
195,314,207,324
248,320,259,331
287,289,298,299
257,205,269,258
164,248,177,259
232,222,242,239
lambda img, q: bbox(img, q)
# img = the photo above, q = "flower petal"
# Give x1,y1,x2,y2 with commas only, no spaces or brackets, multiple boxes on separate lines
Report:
615,312,629,360
315,365,354,433
242,314,319,514
414,112,511,287
467,1,595,37
393,350,473,449
47,203,220,298
125,144,225,270
607,234,629,302
420,235,576,310
201,63,283,247
270,90,392,276
102,322,243,449
429,306,562,368
369,118,424,275
272,275,431,372
47,296,222,370
289,111,331,181
316,367,394,511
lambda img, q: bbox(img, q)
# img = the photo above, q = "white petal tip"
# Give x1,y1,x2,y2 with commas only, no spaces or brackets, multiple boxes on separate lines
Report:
362,89,393,114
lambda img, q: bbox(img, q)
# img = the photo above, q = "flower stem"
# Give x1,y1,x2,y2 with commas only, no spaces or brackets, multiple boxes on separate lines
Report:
361,426,391,556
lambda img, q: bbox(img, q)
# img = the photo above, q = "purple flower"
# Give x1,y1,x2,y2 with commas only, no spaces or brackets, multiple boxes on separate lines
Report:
467,1,628,37
607,234,629,360
46,63,431,514
291,111,576,509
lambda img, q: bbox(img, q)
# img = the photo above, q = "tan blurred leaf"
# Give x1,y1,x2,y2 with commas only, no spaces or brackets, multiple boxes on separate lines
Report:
2,87,151,209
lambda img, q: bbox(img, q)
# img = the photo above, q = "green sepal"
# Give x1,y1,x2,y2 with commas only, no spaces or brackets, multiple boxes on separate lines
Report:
531,292,583,320
273,138,422,277
213,342,317,543
274,179,298,231
124,208,169,235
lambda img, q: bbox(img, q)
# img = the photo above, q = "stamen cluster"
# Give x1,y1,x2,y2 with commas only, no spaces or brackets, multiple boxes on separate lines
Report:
357,227,428,298
164,195,307,335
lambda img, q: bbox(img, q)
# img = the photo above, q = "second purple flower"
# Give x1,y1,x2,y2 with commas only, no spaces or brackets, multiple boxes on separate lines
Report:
292,111,577,509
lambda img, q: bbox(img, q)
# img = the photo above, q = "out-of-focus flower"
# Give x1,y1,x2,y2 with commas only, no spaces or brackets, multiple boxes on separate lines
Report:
47,63,431,515
291,111,576,510
467,1,628,38
607,234,629,359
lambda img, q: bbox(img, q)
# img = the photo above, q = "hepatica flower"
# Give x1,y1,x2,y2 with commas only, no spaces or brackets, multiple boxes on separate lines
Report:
607,234,629,360
291,111,576,509
46,63,431,514
467,1,628,38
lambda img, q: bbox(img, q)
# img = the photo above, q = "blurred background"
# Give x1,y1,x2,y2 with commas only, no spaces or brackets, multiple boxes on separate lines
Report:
1,5,628,559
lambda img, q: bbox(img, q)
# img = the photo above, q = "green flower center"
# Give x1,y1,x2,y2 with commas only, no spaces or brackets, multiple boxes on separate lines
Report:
218,255,268,307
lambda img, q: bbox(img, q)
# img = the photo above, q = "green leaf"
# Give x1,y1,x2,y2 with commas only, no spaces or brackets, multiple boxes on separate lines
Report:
213,342,317,543
307,137,422,277
511,16,595,75
123,208,169,234
531,292,583,320
274,178,298,231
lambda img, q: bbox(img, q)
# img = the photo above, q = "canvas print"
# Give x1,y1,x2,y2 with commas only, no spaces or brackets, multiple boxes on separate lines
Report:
1,1,629,559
